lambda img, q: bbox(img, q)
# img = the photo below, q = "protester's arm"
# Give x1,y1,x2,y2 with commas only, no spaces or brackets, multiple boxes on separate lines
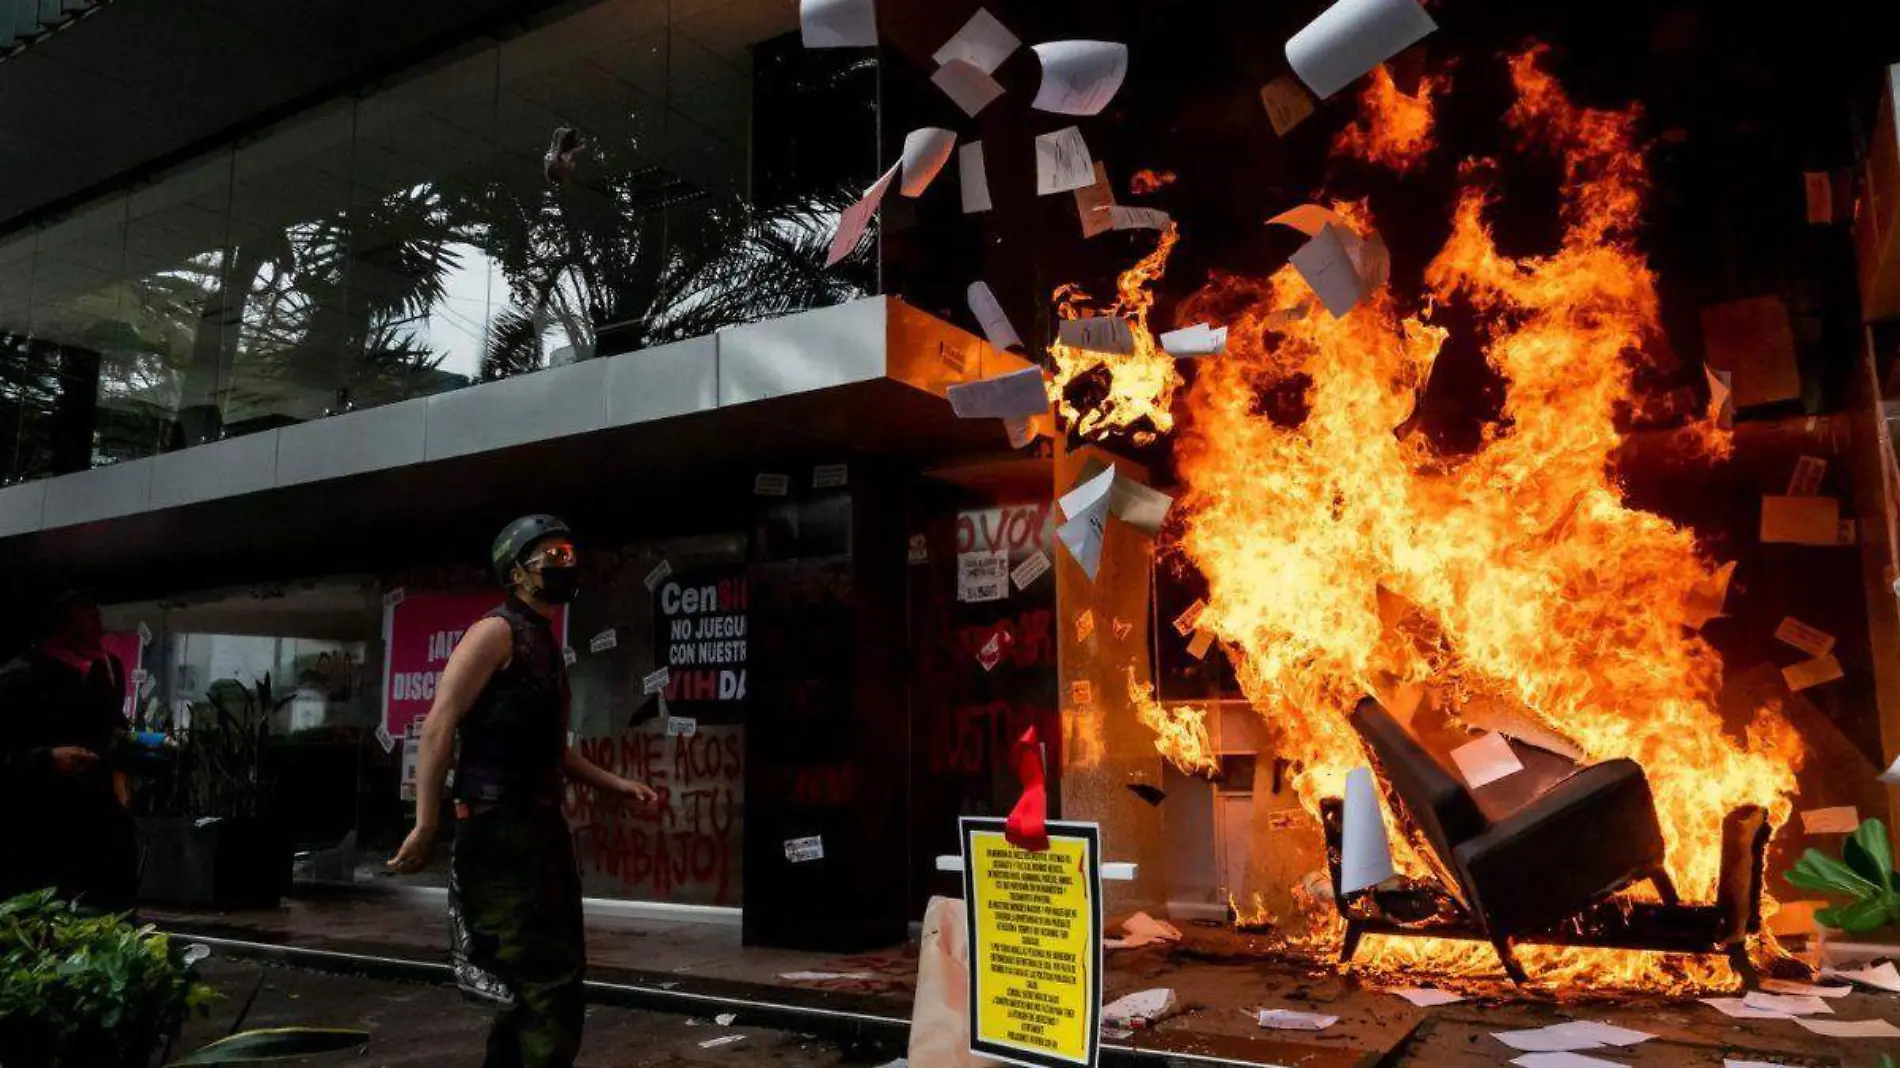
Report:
386,618,512,873
0,661,86,779
563,744,658,803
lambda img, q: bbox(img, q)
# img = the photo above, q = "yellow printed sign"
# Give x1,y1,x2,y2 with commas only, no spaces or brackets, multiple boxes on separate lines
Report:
960,817,1102,1068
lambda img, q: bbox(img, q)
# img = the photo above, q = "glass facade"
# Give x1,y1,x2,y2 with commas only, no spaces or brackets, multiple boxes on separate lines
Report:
0,0,878,484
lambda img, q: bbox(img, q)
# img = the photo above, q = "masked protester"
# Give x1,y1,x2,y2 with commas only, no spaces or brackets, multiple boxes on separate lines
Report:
387,515,656,1068
0,592,140,909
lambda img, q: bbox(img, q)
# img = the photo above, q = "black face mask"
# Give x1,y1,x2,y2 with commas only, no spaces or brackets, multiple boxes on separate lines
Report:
533,565,581,605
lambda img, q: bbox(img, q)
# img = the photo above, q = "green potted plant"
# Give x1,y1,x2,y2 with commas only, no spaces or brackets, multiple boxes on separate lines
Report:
136,676,293,908
0,888,364,1067
1786,818,1900,934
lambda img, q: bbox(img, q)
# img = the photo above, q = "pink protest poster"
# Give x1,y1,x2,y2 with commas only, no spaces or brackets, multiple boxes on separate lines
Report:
102,631,143,721
381,593,567,739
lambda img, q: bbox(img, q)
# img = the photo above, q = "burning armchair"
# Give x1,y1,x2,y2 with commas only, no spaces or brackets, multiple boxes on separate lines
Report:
1322,697,1770,984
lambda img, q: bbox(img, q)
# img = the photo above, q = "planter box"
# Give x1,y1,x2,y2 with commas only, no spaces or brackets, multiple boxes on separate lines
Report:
137,816,288,909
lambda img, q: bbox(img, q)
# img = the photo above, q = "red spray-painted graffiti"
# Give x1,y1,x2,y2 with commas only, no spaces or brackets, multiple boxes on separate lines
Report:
564,725,743,906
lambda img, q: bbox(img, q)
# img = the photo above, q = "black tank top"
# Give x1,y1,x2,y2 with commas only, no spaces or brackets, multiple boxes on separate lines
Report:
453,595,568,807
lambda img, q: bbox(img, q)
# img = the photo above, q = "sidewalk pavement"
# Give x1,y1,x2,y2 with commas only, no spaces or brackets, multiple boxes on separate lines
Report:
152,889,1900,1067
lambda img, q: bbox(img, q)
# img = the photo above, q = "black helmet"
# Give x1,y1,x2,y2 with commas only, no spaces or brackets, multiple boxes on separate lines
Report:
491,514,572,584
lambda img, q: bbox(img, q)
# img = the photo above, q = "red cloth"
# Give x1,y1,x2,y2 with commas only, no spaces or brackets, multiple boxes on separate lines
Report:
1004,725,1049,852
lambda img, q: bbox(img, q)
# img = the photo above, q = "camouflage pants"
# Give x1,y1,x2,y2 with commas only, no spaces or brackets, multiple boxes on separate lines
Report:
450,804,586,1068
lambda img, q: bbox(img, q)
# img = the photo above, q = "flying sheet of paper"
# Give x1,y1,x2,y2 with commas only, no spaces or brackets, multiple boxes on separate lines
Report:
900,128,956,197
1510,1056,1625,1068
1260,75,1317,135
827,163,898,266
932,60,1005,117
1702,296,1801,409
1160,323,1228,357
1454,702,1586,763
1035,127,1095,196
1823,961,1900,993
800,0,876,48
1109,205,1172,231
1782,655,1844,693
1110,478,1173,535
1795,1017,1900,1038
1759,978,1853,998
932,9,1019,73
1003,416,1035,448
1339,767,1396,894
1788,455,1828,497
959,142,992,214
1882,755,1900,786
1031,41,1129,116
1060,464,1116,524
1387,988,1464,1007
1057,316,1136,355
1075,161,1116,238
966,281,1020,349
1760,495,1841,545
1743,991,1833,1016
1701,997,1795,1020
1290,224,1370,318
1269,204,1350,237
1449,732,1524,789
1185,630,1215,659
947,366,1047,419
1775,617,1837,658
1682,559,1737,630
1705,366,1734,429
1058,497,1108,580
1257,1009,1337,1031
1800,806,1859,835
1286,0,1436,100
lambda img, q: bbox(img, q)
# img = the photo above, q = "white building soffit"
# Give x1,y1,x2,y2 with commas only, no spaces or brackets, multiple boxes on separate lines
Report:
1,0,101,58
0,297,1031,537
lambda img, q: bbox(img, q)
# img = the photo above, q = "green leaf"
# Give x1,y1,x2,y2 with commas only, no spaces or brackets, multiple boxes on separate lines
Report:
1845,819,1896,892
165,1027,369,1066
1787,848,1885,898
1816,893,1900,934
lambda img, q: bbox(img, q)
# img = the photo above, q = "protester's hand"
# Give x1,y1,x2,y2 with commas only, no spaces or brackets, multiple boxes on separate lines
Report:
386,824,435,875
616,779,659,806
49,747,99,776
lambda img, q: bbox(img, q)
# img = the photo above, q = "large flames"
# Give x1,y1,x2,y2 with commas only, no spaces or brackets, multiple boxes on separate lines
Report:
1057,49,1804,992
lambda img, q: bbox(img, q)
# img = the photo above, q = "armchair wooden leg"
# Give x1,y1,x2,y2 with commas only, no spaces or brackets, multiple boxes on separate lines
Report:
1726,943,1758,988
1650,867,1680,907
1340,920,1365,966
1491,936,1529,984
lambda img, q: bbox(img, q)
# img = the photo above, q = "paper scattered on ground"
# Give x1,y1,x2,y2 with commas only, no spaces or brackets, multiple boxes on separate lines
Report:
699,1034,746,1049
714,1013,737,1026
1760,495,1842,545
1386,987,1463,1007
965,281,1019,350
1449,732,1524,789
1160,323,1228,357
932,60,1005,117
1775,616,1836,658
1701,997,1797,1020
1102,988,1178,1028
948,367,1047,419
899,128,956,197
1339,766,1395,894
800,0,875,48
1256,1008,1337,1031
1726,1061,1796,1068
1290,224,1369,318
1105,911,1183,950
1057,316,1137,355
779,971,878,982
1782,655,1844,693
1794,1017,1900,1038
827,163,898,266
1035,127,1095,195
1260,75,1316,135
1743,991,1833,1016
1285,0,1436,100
1800,806,1860,835
1823,961,1900,992
958,142,992,214
1032,41,1129,116
932,9,1018,73
1493,1020,1651,1053
1511,1055,1625,1068
1545,1021,1654,1047
1759,978,1853,998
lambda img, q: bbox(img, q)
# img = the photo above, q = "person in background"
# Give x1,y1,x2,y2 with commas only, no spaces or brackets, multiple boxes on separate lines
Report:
0,592,140,909
387,515,657,1068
